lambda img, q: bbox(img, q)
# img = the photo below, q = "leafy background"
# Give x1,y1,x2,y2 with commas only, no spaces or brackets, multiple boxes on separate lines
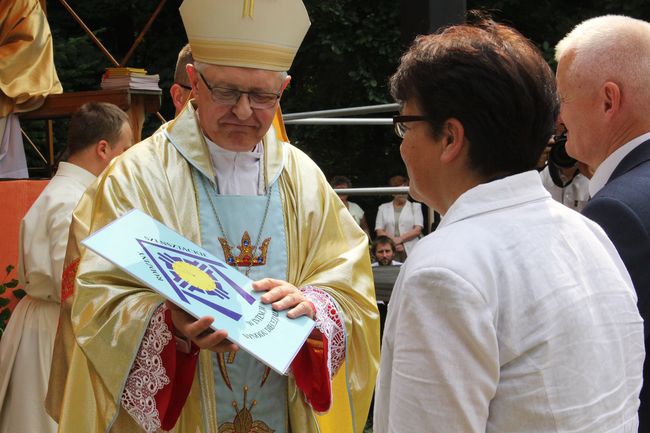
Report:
0,265,25,338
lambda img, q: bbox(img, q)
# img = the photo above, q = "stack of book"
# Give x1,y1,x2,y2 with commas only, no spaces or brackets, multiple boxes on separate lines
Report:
100,67,161,91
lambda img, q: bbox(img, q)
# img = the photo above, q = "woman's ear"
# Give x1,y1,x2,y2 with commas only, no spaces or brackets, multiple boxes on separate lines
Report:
439,118,466,163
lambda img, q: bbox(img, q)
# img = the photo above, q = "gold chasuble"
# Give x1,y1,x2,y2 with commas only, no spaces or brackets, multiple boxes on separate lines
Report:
46,103,380,433
0,0,62,116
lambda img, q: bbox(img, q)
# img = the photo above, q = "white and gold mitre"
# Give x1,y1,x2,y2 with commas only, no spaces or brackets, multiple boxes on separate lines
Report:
179,0,311,72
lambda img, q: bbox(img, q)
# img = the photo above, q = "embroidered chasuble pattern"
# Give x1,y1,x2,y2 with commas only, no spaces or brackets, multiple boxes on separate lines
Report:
219,231,271,268
193,166,289,433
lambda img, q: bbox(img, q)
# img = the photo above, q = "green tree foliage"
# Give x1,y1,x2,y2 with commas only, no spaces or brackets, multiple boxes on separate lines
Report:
0,265,25,338
468,0,650,66
283,0,404,201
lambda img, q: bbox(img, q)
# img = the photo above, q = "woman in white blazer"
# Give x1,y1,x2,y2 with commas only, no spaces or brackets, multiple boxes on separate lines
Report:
374,175,423,260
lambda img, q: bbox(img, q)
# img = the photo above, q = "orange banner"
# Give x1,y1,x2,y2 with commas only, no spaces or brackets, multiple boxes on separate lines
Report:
0,180,48,320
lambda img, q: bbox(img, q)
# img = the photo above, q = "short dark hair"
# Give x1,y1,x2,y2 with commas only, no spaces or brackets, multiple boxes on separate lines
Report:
331,175,352,188
174,43,194,86
372,236,396,255
390,15,559,178
388,175,408,187
67,102,129,155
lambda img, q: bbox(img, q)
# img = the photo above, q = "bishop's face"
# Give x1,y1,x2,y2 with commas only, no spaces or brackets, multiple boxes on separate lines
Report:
189,64,289,152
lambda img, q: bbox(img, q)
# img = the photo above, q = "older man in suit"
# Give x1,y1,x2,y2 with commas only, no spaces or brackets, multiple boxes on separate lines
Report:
556,15,650,432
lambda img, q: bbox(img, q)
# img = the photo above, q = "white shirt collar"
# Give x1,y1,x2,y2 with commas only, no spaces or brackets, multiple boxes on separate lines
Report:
441,171,550,228
56,161,96,187
589,131,650,197
203,135,263,196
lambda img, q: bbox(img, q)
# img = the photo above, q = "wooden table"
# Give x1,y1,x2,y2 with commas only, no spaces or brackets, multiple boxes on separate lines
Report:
19,89,162,143
372,265,401,303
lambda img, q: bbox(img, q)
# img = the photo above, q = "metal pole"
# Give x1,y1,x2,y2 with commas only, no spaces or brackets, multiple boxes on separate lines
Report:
333,187,409,196
47,120,54,165
58,0,120,67
283,103,399,120
21,129,48,164
285,118,392,125
120,0,167,66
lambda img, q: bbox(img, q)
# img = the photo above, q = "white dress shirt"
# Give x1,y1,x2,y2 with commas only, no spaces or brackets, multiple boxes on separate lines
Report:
375,201,423,255
539,165,589,212
17,162,96,300
0,161,96,433
375,171,644,433
347,201,365,226
590,131,650,197
371,260,402,267
205,136,263,196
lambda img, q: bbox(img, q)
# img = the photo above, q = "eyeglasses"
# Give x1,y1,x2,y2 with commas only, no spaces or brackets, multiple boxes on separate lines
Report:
393,115,429,138
176,83,192,90
198,71,281,110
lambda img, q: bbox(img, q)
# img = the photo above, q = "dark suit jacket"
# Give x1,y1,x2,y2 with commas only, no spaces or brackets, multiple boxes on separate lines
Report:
582,138,650,432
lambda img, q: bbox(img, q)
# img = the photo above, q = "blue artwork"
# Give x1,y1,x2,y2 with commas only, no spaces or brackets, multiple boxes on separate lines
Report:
82,209,314,374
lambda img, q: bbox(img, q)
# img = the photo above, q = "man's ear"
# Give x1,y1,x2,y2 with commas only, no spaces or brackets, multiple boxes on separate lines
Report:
170,84,181,108
96,139,110,161
170,84,191,113
602,81,621,116
439,118,466,163
186,64,200,96
280,75,291,94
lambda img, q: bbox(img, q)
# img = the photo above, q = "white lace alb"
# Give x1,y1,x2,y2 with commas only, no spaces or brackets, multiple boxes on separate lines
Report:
301,286,346,376
122,305,172,433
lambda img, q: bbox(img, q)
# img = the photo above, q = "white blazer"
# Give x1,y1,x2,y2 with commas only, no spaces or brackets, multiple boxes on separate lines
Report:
375,200,423,255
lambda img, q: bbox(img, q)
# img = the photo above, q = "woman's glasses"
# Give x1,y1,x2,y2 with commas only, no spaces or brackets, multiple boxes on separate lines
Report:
393,115,429,138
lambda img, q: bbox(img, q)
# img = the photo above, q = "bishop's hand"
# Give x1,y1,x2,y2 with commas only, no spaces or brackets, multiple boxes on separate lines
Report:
252,278,316,320
165,300,240,353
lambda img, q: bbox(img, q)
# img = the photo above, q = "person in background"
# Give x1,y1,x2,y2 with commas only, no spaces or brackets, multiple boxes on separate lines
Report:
555,15,650,431
539,127,590,212
170,43,194,116
0,0,62,178
375,175,423,262
45,1,379,432
374,16,643,433
331,175,370,239
371,236,402,267
0,102,132,433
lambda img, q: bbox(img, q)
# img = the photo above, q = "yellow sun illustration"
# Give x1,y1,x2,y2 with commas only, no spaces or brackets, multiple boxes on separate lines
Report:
172,261,216,292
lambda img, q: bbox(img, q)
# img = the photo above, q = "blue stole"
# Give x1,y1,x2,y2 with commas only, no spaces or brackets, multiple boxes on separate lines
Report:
193,167,289,433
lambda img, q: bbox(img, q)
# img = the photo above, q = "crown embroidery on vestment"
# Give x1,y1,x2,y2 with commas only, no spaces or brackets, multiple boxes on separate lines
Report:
219,231,271,267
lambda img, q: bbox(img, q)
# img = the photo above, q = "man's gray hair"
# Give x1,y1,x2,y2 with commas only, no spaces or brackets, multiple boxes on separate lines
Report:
555,15,650,108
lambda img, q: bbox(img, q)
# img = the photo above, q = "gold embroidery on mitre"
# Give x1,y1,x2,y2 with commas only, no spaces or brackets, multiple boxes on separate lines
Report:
219,231,271,268
190,39,296,71
218,386,274,433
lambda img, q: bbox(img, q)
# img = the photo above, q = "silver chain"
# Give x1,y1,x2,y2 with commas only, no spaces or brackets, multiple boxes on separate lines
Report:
200,175,273,277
